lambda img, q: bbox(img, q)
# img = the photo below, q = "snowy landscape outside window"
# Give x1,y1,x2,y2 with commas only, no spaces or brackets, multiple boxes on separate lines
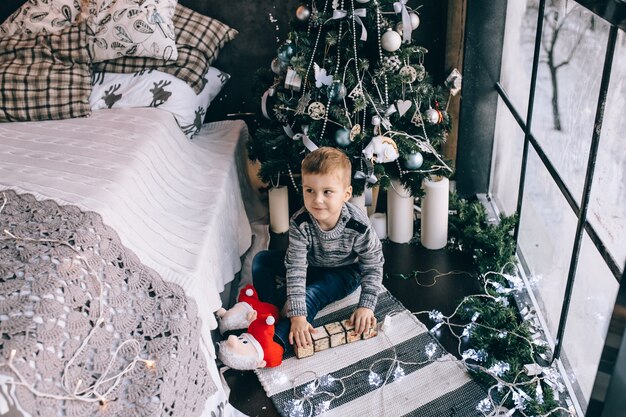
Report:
490,0,623,412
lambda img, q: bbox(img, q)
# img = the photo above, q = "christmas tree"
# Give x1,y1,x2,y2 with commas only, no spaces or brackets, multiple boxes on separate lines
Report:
249,0,458,199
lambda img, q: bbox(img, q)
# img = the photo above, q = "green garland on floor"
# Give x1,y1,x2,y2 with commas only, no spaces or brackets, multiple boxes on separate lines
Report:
396,194,570,415
447,193,518,276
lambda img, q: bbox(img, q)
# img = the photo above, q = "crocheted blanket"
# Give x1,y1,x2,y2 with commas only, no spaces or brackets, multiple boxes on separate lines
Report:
0,190,216,417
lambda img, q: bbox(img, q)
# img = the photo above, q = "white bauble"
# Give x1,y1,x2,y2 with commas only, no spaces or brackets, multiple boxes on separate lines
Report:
381,29,402,52
355,0,370,3
410,13,420,29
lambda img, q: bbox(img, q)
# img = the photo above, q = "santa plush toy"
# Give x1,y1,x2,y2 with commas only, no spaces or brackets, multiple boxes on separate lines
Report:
215,284,280,334
217,315,284,370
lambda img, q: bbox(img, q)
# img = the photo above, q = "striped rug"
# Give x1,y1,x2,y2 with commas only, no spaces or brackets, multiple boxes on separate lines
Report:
255,289,486,417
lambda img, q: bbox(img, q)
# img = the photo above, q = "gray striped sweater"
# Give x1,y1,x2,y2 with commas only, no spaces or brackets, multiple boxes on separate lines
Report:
284,202,384,318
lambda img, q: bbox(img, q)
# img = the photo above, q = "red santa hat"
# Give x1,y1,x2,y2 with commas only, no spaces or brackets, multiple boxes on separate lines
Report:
238,284,280,319
247,315,284,368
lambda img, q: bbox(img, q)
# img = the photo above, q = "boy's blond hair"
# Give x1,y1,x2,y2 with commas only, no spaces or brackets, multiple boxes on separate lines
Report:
301,147,352,187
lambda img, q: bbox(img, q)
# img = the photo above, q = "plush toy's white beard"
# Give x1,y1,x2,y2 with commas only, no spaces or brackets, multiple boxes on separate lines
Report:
217,342,262,370
218,311,251,334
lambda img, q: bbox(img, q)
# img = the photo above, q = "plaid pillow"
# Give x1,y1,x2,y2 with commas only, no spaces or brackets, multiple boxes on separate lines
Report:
0,24,92,122
92,4,238,94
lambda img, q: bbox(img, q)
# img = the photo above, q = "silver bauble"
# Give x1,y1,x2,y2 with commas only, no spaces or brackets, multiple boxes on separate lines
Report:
327,80,347,103
403,152,423,169
296,4,311,21
425,108,440,124
371,115,381,126
271,57,286,75
334,128,351,146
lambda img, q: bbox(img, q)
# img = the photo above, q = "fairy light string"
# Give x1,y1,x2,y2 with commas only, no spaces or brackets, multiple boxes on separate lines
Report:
0,192,155,408
272,262,575,417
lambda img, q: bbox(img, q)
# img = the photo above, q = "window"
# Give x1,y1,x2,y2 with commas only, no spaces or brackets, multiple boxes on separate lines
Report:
489,0,623,411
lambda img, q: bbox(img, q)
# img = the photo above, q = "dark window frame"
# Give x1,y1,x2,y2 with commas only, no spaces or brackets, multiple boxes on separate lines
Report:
456,1,625,415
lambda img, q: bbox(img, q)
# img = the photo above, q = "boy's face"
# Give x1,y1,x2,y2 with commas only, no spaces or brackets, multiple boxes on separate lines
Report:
302,172,352,231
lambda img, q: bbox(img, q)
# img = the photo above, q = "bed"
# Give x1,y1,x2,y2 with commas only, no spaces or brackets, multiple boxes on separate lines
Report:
0,1,267,416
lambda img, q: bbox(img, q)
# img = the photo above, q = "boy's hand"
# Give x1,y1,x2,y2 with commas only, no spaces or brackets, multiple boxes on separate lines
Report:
289,316,314,349
350,307,376,335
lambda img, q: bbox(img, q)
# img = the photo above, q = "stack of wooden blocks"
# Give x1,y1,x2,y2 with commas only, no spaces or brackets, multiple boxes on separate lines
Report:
295,319,378,359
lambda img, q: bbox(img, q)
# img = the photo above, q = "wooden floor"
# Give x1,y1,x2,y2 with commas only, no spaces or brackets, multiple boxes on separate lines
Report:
223,236,482,417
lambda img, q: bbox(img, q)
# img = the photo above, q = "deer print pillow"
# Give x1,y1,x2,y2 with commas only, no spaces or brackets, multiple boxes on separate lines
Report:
89,67,229,138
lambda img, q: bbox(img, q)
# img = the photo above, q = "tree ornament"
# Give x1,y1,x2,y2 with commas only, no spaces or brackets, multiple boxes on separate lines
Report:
334,128,351,146
396,99,411,117
350,124,361,140
313,63,333,88
277,40,297,63
399,65,418,83
296,92,312,115
382,55,401,72
355,0,370,3
403,151,423,169
425,108,440,124
296,4,310,21
415,64,426,82
381,28,402,52
307,102,326,120
285,68,302,92
395,15,419,34
363,135,399,163
371,115,381,126
271,57,287,75
411,109,423,127
409,12,420,29
327,80,347,102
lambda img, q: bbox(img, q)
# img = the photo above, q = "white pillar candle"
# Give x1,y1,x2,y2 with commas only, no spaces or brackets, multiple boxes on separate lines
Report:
420,176,449,250
348,193,367,215
387,179,414,243
268,186,290,234
369,212,387,240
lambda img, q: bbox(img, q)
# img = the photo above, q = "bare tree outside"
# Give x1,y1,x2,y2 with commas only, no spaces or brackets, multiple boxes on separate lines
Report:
541,0,592,131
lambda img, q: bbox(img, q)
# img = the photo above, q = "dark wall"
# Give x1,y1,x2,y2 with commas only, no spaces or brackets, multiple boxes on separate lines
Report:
0,0,448,124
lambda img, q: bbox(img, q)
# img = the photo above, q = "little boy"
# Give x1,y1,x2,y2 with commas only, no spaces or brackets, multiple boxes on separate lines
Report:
252,147,384,352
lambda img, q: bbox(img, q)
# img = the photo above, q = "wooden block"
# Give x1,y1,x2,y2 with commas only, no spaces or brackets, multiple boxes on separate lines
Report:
362,325,378,340
341,319,360,343
324,322,346,347
312,326,330,352
295,343,314,359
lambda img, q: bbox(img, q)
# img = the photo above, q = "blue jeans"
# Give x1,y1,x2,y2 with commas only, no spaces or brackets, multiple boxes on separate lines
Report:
251,250,361,351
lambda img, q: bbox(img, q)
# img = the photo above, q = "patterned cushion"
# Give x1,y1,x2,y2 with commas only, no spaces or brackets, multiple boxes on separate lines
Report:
92,4,237,94
90,0,178,62
0,0,85,36
90,67,230,138
0,24,92,122
0,0,179,63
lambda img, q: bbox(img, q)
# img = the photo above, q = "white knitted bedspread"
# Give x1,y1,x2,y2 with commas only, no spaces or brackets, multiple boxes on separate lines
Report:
0,108,255,352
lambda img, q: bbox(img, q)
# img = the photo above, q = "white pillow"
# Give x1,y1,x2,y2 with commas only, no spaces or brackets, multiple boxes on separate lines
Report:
0,0,178,63
90,67,229,138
